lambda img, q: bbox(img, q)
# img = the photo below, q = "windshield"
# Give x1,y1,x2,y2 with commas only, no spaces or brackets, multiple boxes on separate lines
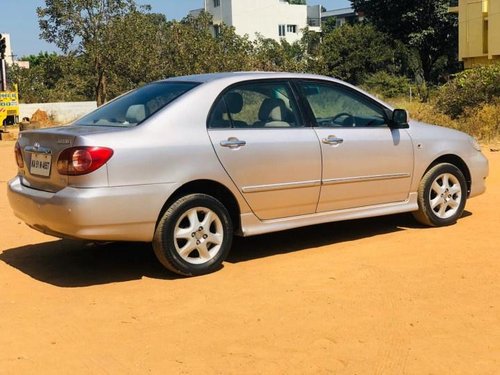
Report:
75,81,200,127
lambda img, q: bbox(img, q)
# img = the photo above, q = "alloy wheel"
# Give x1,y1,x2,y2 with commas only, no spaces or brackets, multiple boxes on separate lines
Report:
173,207,224,265
428,173,462,219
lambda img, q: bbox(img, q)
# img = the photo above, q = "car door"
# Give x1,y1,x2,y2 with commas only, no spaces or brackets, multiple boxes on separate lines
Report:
208,80,322,220
296,80,414,212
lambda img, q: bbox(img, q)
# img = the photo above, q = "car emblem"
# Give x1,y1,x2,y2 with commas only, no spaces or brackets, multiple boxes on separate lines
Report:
33,142,41,150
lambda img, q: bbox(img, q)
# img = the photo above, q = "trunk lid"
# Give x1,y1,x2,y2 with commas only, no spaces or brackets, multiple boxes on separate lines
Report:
17,126,121,192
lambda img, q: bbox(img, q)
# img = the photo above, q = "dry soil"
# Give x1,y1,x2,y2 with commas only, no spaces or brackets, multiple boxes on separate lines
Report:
0,141,499,374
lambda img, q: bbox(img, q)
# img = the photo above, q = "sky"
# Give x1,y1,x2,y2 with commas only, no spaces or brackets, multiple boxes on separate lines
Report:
0,0,351,58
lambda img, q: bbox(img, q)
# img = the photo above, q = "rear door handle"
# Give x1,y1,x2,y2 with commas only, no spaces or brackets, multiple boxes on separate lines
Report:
322,136,344,145
220,137,246,149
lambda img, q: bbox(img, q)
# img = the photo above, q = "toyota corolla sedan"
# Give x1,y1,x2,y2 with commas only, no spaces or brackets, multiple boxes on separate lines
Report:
8,72,489,276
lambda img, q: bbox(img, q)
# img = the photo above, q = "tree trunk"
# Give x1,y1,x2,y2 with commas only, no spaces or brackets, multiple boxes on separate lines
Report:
96,71,106,107
95,56,107,107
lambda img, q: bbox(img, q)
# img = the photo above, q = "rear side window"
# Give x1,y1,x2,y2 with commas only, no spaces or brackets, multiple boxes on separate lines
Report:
208,81,302,129
75,82,200,127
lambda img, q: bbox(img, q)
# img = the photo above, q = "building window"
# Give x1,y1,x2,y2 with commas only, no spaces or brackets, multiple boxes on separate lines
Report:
287,25,297,33
483,19,488,54
214,24,221,38
279,25,286,37
213,0,220,7
336,18,346,27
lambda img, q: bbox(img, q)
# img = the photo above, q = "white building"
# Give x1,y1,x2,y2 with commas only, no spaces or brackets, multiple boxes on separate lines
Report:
321,7,364,28
190,0,321,43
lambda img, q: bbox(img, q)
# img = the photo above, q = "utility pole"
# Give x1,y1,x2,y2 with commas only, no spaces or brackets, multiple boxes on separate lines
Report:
0,34,7,91
0,59,6,91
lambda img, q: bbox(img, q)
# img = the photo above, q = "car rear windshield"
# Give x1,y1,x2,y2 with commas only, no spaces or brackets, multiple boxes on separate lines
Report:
75,81,200,127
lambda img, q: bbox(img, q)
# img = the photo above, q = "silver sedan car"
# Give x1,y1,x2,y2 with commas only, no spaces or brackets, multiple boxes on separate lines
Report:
8,72,489,276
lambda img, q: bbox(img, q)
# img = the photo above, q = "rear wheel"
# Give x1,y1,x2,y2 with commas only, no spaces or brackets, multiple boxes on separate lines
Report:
153,194,233,276
413,163,467,226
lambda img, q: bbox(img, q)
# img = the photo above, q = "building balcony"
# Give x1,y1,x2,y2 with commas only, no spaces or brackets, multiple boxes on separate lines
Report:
189,8,203,17
307,17,321,27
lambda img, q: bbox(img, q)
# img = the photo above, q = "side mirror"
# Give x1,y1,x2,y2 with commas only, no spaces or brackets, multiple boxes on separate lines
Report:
390,109,409,129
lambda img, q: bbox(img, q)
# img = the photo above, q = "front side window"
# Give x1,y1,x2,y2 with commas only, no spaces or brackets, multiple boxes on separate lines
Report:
298,82,387,127
75,82,199,127
208,81,302,129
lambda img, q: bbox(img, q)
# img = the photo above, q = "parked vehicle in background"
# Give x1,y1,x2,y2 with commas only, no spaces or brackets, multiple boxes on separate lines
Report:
0,84,19,126
1,33,20,127
8,72,489,276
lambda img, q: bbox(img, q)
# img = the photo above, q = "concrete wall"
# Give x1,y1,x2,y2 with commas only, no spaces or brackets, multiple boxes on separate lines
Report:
20,101,97,125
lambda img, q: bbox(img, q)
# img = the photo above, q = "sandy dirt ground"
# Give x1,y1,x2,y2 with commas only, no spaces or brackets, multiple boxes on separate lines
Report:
0,140,499,374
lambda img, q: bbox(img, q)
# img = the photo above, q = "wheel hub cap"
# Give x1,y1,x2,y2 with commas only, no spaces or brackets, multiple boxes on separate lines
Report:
429,173,462,219
173,207,223,265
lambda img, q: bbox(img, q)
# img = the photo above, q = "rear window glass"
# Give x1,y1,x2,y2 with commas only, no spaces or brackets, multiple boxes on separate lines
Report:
75,82,200,127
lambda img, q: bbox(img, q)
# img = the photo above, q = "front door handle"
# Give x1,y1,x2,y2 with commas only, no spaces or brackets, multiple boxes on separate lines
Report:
220,137,246,149
322,136,344,145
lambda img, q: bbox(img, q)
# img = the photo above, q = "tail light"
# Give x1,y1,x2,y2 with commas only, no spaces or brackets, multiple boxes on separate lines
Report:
14,142,24,168
57,147,113,176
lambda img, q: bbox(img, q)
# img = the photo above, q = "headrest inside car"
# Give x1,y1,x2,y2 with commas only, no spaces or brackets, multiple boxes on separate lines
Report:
225,92,243,114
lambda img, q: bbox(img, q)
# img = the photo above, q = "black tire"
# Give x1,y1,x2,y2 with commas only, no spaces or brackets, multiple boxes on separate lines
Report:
413,163,467,227
153,194,233,276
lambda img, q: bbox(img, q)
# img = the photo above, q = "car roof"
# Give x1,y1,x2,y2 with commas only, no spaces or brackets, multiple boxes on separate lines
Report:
163,71,393,111
165,71,338,84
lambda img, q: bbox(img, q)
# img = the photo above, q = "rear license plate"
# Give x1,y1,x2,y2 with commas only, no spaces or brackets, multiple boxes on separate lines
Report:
30,153,52,177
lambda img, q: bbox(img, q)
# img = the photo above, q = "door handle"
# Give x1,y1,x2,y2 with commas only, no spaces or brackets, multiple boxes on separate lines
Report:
220,137,246,149
322,136,344,145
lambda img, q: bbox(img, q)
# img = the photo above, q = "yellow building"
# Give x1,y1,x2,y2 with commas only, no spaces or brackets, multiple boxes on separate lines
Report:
450,0,500,68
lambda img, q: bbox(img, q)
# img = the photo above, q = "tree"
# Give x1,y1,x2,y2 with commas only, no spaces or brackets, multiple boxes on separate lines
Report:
350,0,458,82
161,12,253,77
101,11,171,97
318,24,401,84
9,53,93,103
37,0,143,105
251,36,308,73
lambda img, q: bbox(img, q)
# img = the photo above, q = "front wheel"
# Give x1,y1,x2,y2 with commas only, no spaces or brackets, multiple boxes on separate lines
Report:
153,194,233,276
413,163,467,227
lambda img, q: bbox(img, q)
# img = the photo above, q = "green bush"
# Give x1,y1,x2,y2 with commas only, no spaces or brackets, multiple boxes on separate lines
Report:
361,72,413,98
436,64,500,118
461,98,500,141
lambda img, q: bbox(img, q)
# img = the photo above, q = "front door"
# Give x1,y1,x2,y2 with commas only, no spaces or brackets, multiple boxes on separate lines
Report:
297,80,414,212
208,80,322,220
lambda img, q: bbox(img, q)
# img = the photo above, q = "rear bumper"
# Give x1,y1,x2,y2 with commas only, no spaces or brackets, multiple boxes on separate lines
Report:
7,176,178,242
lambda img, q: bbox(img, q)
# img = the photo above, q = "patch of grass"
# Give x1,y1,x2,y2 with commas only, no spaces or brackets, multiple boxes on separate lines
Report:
386,97,500,142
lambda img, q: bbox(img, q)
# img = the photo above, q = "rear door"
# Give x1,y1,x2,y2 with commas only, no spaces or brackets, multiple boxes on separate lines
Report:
296,80,414,212
208,80,322,220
